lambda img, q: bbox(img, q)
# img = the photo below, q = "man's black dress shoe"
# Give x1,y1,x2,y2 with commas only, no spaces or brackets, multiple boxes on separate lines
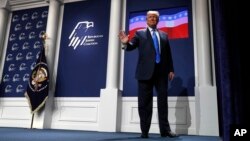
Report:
140,133,149,138
161,131,178,138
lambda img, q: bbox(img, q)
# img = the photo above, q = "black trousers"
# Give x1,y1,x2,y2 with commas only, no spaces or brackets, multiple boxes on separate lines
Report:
137,64,170,134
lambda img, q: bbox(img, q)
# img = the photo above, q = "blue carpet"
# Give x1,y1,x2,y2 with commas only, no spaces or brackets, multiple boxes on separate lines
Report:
0,127,221,141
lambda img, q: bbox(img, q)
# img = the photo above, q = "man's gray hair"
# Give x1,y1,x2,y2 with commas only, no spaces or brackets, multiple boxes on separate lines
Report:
147,11,160,17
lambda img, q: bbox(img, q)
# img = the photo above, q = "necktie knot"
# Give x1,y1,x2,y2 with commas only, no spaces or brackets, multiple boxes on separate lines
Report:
152,29,157,34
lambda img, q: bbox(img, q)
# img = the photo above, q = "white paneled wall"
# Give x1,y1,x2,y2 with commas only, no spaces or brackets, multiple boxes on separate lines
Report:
50,98,100,131
120,97,196,134
0,97,195,134
47,97,196,135
0,98,32,128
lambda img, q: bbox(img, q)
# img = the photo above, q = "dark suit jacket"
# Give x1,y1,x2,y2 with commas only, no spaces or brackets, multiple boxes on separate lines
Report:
126,28,174,80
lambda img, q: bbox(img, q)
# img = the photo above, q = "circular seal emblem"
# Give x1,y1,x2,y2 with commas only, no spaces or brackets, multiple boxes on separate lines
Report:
28,62,48,92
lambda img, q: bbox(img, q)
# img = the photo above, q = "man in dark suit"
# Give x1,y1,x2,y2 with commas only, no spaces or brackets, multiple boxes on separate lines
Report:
119,10,177,138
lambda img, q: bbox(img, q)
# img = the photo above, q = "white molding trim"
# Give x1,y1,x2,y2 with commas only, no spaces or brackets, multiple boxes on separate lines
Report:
9,0,49,11
63,0,87,3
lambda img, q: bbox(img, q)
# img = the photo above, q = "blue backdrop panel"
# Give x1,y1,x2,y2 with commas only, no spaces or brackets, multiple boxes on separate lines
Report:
55,0,110,97
0,7,48,97
123,0,194,97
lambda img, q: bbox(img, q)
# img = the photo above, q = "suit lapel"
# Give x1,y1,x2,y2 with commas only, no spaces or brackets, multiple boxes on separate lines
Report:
158,31,164,50
146,28,155,48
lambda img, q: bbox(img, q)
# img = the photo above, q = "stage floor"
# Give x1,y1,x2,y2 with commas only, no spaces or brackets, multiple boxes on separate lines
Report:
0,127,221,141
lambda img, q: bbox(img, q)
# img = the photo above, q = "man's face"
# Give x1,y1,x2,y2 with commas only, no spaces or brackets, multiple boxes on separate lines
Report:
146,13,159,28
